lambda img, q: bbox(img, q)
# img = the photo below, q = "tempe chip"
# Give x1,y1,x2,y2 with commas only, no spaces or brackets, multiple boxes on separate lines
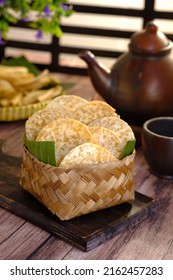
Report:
71,100,117,125
59,143,116,168
36,119,94,166
25,108,72,140
46,95,88,111
88,116,135,148
89,126,123,159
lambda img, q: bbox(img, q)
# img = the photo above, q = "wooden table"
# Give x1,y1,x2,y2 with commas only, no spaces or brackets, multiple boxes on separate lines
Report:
0,73,173,260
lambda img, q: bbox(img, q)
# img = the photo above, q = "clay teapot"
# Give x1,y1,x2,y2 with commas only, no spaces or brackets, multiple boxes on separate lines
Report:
79,21,173,125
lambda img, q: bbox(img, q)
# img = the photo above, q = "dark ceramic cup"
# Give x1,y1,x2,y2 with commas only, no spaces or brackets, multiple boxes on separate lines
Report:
142,117,173,179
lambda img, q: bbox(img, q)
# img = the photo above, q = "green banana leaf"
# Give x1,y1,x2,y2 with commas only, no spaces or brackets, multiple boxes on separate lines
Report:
24,135,56,166
120,140,136,159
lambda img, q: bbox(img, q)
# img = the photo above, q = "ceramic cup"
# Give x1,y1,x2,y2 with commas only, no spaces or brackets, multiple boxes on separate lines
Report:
142,117,173,179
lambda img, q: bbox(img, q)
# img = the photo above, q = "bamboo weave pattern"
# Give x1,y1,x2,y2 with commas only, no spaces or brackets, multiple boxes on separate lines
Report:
20,147,135,220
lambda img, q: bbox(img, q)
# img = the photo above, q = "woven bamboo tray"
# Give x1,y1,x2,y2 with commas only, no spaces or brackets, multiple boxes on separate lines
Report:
0,102,48,121
20,147,135,220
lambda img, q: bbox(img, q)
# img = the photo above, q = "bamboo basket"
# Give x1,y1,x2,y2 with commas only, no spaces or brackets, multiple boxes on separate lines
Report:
0,102,48,121
20,147,135,220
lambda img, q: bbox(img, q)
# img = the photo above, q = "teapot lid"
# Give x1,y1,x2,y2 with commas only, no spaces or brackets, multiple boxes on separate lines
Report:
129,21,172,55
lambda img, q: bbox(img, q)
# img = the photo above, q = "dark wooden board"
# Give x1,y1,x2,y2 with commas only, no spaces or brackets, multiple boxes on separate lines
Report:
0,141,161,251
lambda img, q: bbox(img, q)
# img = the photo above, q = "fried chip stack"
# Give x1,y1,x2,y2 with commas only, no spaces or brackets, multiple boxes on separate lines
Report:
25,95,135,167
0,66,64,107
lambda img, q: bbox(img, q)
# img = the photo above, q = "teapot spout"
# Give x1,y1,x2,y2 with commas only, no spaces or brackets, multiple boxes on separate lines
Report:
79,50,111,101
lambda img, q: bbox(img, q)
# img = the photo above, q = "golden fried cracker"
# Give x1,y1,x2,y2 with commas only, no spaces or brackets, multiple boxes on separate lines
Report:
88,116,135,148
89,126,123,159
25,108,72,140
59,143,116,168
71,101,116,125
46,95,88,111
36,119,94,166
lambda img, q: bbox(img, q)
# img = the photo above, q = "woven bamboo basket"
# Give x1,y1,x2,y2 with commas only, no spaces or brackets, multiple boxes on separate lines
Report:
20,147,135,220
0,102,48,121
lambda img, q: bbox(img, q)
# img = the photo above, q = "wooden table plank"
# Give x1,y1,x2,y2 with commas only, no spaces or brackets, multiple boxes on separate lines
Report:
28,236,73,260
0,220,50,260
0,208,25,244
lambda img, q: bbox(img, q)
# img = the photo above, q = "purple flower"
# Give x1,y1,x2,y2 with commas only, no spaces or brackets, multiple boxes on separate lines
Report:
60,3,69,11
0,32,6,45
44,4,51,18
36,30,43,40
20,15,30,22
0,0,6,7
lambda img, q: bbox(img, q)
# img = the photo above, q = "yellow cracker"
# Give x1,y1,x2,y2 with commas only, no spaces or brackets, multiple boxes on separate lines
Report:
0,79,16,97
46,95,88,111
89,126,123,159
71,101,116,125
88,116,135,148
59,143,117,168
25,108,72,140
89,100,116,111
0,65,28,73
36,119,94,166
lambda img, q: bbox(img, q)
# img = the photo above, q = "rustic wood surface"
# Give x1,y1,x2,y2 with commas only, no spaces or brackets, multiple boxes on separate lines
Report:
0,73,173,260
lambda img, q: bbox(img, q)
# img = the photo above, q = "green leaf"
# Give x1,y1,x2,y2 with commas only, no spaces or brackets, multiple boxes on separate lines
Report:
0,19,9,33
53,25,63,37
24,135,56,166
120,140,136,159
4,13,18,24
28,22,40,29
1,56,40,75
0,0,74,40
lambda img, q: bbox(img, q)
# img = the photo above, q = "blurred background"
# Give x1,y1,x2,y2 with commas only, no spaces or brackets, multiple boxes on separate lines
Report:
2,0,173,74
